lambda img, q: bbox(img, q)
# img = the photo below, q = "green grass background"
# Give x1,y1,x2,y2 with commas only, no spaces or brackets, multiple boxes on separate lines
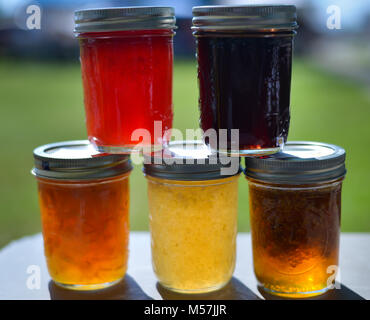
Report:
0,59,369,248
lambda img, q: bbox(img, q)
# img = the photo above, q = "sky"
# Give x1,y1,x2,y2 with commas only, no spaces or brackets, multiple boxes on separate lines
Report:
1,0,369,31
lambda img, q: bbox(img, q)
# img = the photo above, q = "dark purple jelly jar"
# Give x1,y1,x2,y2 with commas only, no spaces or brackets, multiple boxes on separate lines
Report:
192,5,298,156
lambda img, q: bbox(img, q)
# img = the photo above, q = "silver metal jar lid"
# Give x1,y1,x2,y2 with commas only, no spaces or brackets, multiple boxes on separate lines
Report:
244,141,346,184
192,5,297,32
143,140,241,181
32,140,132,180
74,7,176,33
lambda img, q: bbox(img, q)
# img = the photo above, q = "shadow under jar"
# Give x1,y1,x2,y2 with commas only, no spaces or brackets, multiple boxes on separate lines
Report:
74,7,176,153
192,5,298,156
143,141,241,293
32,141,132,290
244,141,346,298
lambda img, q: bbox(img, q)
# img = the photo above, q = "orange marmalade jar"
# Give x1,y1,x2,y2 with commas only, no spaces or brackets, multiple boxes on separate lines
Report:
32,140,132,290
244,141,346,298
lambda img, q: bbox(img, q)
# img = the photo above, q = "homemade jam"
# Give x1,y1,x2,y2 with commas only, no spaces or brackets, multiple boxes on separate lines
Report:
143,141,240,293
192,5,297,155
75,7,176,153
244,141,346,298
32,141,132,290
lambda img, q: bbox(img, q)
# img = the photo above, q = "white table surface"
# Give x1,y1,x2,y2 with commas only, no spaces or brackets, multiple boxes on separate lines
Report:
0,232,368,300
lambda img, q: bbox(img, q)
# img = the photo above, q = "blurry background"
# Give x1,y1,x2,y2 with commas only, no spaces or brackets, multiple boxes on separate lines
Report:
0,0,369,248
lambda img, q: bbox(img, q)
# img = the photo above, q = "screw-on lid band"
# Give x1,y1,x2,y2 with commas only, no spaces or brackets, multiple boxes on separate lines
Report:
74,7,176,33
143,140,241,181
32,140,132,180
244,141,346,184
192,5,298,32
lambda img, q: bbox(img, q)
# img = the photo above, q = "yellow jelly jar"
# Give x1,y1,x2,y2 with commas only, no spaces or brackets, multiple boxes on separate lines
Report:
143,141,241,293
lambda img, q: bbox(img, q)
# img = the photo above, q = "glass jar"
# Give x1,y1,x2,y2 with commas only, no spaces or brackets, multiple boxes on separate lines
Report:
192,5,297,156
244,141,346,298
74,7,176,153
32,141,132,290
143,141,241,293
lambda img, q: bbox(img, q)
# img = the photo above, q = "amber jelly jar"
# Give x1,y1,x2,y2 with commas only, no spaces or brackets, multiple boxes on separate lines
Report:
192,5,298,156
244,141,346,298
143,141,241,293
32,140,132,290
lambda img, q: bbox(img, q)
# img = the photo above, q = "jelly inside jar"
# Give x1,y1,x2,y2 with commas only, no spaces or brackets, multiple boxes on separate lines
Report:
147,176,239,293
36,174,130,290
248,180,342,298
196,32,293,154
79,30,174,151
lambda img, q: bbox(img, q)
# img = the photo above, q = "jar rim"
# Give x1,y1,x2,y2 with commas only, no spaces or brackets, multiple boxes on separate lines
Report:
246,176,345,188
145,173,240,185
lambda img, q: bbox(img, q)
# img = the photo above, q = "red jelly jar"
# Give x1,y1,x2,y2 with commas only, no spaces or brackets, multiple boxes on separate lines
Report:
74,7,176,153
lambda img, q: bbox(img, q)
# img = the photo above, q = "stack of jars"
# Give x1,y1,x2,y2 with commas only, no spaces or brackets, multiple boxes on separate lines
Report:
32,6,346,298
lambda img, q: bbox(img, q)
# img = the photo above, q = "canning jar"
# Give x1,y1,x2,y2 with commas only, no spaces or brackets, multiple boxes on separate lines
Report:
244,141,346,298
32,141,132,290
143,141,241,293
192,5,297,156
74,7,176,153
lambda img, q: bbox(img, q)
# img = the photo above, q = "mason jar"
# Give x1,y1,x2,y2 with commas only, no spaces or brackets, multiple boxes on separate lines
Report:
32,140,132,290
74,7,176,153
192,5,297,156
143,141,241,293
244,141,346,298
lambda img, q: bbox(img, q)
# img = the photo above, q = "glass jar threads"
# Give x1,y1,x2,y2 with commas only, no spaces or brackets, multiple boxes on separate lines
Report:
32,141,132,290
74,7,176,153
244,141,346,298
143,141,241,293
192,5,297,156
